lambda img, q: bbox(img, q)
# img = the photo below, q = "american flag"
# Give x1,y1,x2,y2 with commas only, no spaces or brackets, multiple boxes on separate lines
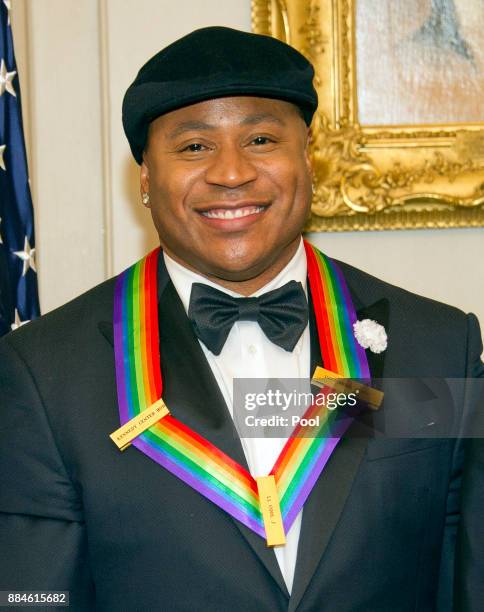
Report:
0,0,40,336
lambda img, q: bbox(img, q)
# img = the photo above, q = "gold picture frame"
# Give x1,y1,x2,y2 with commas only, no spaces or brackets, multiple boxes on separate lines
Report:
252,0,484,231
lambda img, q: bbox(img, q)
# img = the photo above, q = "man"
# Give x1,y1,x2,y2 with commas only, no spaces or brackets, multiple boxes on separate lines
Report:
0,26,482,612
0,248,13,336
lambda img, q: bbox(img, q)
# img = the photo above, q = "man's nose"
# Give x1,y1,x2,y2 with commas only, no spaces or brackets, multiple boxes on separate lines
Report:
204,145,258,188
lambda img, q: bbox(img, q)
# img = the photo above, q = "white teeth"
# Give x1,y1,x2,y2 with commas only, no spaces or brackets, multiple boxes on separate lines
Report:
202,206,264,219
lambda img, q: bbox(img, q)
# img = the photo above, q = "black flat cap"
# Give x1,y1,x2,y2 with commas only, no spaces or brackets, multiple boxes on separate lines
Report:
122,26,318,164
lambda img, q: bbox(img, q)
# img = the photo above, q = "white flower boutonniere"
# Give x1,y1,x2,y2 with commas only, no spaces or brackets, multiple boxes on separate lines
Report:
353,319,387,354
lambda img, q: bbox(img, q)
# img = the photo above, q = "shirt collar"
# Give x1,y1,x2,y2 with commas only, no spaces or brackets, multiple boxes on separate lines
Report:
164,237,307,315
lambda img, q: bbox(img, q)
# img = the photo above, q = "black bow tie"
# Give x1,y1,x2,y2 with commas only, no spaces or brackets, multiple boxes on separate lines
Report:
188,280,309,356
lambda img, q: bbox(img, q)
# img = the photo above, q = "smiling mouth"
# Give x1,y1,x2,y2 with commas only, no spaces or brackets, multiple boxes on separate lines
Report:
200,205,266,219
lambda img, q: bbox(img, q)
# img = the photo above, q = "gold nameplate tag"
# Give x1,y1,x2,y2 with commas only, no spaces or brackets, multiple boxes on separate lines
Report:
311,366,383,411
110,399,170,451
256,475,286,547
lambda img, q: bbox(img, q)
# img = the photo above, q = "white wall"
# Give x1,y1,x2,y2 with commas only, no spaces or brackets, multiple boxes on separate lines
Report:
10,0,484,337
307,229,484,321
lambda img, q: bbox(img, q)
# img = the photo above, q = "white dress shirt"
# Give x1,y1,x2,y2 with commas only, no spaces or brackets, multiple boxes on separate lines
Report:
164,238,310,593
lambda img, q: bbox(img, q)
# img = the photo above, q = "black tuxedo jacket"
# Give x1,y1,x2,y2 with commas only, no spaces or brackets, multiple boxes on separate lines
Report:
0,255,483,611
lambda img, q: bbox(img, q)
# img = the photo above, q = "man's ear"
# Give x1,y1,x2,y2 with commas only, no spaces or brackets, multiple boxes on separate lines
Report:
304,127,313,178
140,158,150,198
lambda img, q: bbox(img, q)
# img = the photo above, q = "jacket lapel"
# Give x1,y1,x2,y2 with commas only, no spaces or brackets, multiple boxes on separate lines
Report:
288,288,390,612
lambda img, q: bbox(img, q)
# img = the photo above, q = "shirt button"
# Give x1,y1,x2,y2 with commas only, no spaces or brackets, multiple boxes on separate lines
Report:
248,344,257,355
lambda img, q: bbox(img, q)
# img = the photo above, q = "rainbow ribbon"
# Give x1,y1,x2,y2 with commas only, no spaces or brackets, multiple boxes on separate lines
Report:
304,241,369,379
113,241,370,539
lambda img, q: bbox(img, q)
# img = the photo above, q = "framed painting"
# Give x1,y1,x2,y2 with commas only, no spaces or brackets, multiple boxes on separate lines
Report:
252,0,484,231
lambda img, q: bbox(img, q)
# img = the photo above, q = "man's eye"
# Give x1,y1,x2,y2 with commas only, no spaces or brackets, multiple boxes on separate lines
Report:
182,143,206,152
251,136,272,145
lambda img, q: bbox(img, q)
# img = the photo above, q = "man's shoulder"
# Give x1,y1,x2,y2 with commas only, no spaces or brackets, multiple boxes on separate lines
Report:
0,276,117,358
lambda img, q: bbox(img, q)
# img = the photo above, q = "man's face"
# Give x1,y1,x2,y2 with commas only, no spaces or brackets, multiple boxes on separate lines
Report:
140,96,312,284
